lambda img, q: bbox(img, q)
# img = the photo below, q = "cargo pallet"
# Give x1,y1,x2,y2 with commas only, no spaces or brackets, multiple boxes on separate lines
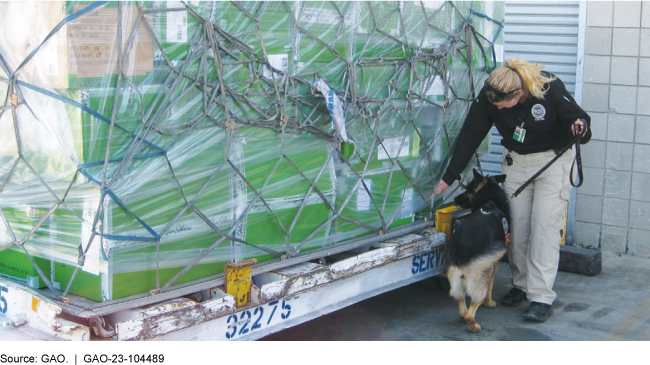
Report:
0,221,446,341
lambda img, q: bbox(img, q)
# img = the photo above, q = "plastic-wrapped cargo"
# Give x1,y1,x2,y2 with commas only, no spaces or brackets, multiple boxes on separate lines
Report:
0,1,504,301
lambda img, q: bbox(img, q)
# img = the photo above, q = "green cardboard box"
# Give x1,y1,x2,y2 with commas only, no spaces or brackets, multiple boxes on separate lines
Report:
215,1,293,84
0,1,505,302
48,126,336,301
294,2,349,64
335,104,426,240
0,2,153,90
152,1,211,61
0,249,51,289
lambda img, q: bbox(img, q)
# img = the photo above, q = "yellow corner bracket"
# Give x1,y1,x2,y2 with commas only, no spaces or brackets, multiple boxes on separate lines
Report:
435,205,458,243
225,258,258,307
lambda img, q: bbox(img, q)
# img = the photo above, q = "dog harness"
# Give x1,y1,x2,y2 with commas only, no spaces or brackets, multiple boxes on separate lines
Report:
480,205,510,244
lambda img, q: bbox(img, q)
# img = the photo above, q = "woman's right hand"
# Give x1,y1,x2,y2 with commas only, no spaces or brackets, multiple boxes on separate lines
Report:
430,180,450,199
572,118,588,136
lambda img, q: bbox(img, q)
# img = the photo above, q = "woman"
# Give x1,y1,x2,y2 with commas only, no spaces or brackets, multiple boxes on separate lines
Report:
434,57,591,322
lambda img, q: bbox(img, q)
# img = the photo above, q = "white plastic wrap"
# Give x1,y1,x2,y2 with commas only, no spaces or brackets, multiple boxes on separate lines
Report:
0,1,504,301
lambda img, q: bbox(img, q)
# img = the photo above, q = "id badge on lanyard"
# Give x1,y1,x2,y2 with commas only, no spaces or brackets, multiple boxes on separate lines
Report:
513,125,526,143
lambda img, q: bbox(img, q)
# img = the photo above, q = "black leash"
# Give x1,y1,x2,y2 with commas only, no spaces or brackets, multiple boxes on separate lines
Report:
511,133,583,198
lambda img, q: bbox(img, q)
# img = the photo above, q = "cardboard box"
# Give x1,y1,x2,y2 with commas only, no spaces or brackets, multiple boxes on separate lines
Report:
215,2,293,82
335,103,426,240
48,127,337,301
153,1,211,61
58,5,153,88
0,249,51,289
216,2,293,57
0,2,149,88
295,2,349,63
0,0,505,302
69,86,159,165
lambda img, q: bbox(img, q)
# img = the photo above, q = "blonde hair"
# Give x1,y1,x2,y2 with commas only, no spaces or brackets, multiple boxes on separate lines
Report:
486,57,556,102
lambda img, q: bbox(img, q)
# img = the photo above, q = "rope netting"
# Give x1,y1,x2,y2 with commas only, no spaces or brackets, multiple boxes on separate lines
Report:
0,1,503,302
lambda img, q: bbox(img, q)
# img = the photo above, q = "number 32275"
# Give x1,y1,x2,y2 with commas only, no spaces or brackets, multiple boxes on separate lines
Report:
225,299,291,339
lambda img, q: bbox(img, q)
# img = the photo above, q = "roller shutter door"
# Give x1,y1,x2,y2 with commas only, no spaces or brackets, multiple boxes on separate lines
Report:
480,1,585,176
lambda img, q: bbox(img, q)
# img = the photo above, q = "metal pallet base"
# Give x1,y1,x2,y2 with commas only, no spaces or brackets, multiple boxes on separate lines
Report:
0,229,445,341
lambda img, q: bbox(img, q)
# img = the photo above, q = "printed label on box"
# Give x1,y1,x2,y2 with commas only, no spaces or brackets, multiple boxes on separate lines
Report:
82,198,101,275
357,179,372,211
263,54,288,79
47,4,155,87
43,38,59,76
378,136,410,160
494,44,504,63
422,1,446,10
401,188,414,218
426,75,446,96
301,8,340,24
166,1,188,43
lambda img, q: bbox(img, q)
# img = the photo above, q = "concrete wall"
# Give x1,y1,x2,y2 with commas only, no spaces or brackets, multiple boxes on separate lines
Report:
577,1,650,257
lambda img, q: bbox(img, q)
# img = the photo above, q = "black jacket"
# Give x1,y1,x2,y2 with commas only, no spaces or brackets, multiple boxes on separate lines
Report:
442,74,591,185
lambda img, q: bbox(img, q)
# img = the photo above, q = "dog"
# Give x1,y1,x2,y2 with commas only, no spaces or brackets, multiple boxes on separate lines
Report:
444,169,510,332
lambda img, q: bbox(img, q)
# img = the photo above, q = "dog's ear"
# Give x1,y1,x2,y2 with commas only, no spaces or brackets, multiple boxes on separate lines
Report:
472,168,483,181
490,174,506,184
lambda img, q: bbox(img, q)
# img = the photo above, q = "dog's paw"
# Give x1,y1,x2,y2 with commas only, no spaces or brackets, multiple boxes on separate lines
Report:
483,300,498,308
467,323,482,333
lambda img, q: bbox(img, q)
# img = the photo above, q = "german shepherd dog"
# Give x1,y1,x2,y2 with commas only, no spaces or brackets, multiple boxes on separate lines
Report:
444,169,510,332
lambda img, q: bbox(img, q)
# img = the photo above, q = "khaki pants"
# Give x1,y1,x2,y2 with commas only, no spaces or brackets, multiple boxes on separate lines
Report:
501,148,575,305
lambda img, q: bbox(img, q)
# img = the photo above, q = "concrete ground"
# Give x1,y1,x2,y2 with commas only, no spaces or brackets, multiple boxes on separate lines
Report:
261,251,650,341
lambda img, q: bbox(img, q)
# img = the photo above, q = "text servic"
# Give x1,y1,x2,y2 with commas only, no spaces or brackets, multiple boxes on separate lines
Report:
411,247,443,275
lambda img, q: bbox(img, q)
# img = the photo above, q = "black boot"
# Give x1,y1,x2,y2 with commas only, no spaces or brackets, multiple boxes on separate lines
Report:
501,288,527,307
523,302,553,322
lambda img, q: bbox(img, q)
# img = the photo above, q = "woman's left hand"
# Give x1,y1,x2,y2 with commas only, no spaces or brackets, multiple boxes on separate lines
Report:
572,119,588,136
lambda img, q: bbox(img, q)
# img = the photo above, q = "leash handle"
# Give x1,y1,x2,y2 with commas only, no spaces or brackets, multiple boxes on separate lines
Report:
511,134,582,198
570,141,583,187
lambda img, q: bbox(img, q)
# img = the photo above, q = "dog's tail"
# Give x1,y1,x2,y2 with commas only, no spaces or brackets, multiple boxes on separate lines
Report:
447,245,506,303
461,244,507,274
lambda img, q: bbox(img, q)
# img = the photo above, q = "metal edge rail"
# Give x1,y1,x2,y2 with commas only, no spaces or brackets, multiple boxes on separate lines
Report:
110,228,446,340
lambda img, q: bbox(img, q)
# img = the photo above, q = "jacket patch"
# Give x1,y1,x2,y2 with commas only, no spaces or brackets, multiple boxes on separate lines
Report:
532,104,546,121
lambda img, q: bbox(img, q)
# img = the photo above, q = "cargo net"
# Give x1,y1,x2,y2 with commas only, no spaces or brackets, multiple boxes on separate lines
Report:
0,1,503,302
